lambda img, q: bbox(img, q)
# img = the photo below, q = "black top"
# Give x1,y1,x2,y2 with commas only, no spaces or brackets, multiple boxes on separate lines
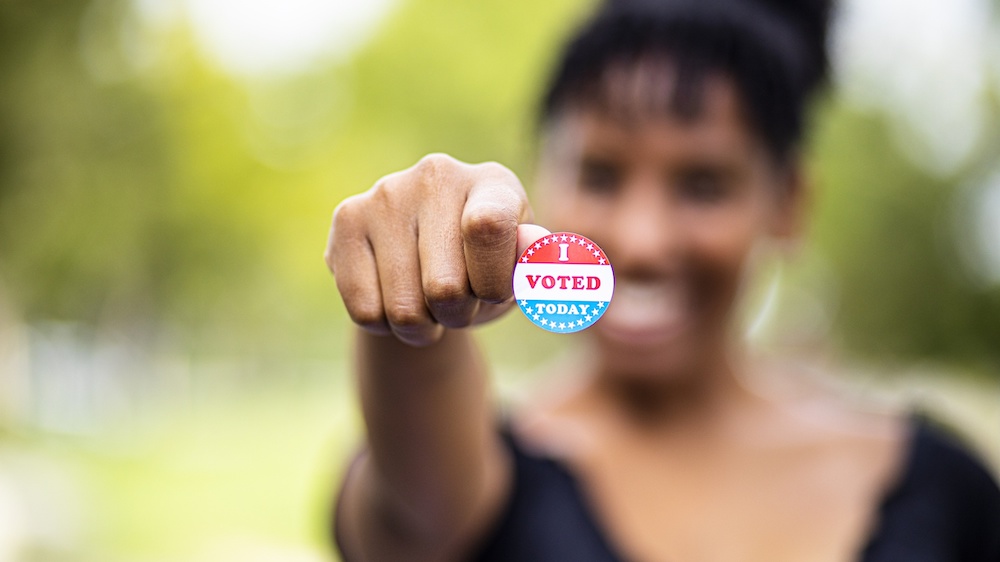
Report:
470,417,1000,562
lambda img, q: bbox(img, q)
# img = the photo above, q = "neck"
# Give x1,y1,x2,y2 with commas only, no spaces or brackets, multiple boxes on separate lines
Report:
592,345,753,431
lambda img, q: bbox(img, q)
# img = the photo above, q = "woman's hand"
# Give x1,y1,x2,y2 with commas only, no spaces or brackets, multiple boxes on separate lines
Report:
326,153,548,346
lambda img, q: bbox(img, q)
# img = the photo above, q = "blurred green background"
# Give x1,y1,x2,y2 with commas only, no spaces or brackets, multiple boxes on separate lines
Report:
0,0,998,560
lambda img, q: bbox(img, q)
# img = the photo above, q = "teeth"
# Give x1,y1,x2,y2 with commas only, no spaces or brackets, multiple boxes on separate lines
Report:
606,280,684,331
615,281,676,301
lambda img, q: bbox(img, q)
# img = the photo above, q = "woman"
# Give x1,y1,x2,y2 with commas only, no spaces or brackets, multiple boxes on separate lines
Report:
326,0,1000,560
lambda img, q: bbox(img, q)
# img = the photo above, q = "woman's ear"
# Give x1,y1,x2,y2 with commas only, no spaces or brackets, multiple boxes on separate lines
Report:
769,160,810,244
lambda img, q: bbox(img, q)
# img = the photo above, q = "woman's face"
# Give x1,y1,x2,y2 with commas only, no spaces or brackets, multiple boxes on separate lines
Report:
536,75,802,384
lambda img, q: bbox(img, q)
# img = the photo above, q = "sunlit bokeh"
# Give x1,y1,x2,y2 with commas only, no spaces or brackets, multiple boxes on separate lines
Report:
836,0,996,174
178,0,396,76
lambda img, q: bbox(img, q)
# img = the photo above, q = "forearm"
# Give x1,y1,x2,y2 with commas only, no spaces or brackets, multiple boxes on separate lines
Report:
354,327,506,537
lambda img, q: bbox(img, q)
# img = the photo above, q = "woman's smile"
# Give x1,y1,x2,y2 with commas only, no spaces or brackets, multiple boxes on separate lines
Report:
598,277,690,346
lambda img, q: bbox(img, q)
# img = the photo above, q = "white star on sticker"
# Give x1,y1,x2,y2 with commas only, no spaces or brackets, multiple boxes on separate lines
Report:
598,258,606,265
577,319,584,326
585,315,593,321
534,243,541,249
592,250,600,257
558,322,566,329
560,234,568,241
577,238,586,246
527,249,534,255
533,314,540,321
542,237,550,245
586,244,594,250
521,257,529,262
520,300,528,307
597,302,605,308
569,236,577,243
540,319,548,326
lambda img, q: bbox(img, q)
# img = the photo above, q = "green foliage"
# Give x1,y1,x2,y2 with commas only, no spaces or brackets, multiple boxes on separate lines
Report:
809,102,1000,369
0,0,169,325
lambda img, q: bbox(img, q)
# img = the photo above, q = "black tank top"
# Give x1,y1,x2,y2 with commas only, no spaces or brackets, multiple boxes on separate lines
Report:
469,417,1000,562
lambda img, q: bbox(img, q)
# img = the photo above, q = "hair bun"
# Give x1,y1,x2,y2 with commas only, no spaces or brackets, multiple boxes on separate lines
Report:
600,0,833,92
747,0,833,89
550,0,835,157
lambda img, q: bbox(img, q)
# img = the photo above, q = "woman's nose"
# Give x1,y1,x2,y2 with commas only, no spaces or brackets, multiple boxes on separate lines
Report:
602,181,680,272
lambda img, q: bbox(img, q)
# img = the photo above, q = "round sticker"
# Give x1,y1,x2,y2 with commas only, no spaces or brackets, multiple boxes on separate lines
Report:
512,232,614,333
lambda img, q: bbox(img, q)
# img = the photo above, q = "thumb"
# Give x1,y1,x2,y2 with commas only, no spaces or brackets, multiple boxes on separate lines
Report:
516,224,552,257
467,223,553,326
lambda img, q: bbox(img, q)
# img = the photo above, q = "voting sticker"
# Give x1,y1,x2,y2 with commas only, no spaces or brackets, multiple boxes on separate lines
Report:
512,232,614,333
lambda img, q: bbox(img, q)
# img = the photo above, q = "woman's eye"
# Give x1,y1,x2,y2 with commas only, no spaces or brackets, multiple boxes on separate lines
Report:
579,161,621,195
677,168,729,203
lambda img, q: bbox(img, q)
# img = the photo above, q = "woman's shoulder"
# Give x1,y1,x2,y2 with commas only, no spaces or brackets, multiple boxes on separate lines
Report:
863,415,1000,562
904,416,1000,495
469,417,622,561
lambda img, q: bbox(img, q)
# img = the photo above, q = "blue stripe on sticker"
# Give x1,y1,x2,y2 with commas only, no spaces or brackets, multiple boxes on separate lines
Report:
516,299,609,333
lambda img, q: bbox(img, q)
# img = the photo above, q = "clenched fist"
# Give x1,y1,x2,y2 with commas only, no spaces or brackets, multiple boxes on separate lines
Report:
325,153,549,346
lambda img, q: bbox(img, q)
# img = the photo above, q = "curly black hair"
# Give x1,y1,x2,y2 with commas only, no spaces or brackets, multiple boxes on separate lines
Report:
540,0,833,162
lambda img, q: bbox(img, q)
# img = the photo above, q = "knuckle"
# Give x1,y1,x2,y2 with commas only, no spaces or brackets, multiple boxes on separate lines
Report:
385,300,430,329
367,178,419,224
475,162,525,203
336,280,380,320
369,173,420,211
423,275,469,305
476,160,517,182
414,153,457,176
369,165,415,196
350,308,386,331
463,205,518,243
369,176,395,202
343,299,385,330
332,195,365,230
412,154,467,196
